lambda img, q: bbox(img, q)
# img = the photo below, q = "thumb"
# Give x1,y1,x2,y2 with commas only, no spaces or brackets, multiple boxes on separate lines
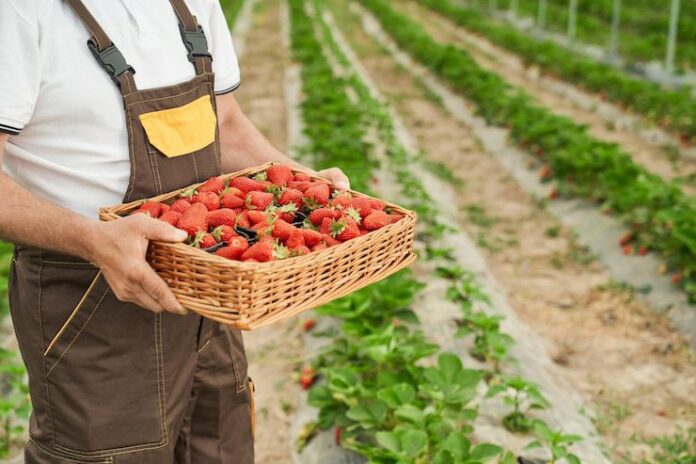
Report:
142,218,188,242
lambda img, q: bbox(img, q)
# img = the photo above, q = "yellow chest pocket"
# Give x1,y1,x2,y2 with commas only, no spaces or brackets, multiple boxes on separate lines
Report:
139,95,217,158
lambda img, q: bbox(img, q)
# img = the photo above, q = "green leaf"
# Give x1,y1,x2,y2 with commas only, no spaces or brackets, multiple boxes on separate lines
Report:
400,429,428,458
375,431,401,454
470,443,503,460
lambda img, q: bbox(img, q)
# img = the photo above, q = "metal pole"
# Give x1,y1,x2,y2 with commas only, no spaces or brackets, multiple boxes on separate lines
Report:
537,0,547,30
568,0,579,43
665,0,681,76
608,0,621,60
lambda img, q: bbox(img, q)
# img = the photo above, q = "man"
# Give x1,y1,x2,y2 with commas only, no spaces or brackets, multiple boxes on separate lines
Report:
0,0,349,462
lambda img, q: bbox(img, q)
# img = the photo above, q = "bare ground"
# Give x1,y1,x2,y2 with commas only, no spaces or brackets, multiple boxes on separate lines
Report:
397,0,696,194
330,1,696,460
234,0,300,462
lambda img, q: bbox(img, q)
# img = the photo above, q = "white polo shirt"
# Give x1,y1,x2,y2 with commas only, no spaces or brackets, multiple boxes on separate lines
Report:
0,0,241,219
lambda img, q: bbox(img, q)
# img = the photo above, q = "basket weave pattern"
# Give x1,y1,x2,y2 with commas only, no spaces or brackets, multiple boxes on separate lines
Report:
99,163,417,330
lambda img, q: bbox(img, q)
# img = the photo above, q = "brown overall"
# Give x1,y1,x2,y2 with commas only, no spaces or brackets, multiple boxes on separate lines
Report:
8,1,254,462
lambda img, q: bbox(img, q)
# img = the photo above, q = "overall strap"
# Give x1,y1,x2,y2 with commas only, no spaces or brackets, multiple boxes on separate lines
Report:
169,0,214,75
63,0,137,94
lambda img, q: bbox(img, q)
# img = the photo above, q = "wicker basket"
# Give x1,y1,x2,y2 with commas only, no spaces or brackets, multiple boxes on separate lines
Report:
99,163,417,330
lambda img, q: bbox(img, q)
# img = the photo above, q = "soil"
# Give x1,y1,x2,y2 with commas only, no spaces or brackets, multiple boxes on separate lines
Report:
330,0,696,460
234,1,300,462
396,0,696,194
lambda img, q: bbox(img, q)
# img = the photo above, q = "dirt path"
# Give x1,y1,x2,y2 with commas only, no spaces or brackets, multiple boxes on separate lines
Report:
234,1,299,462
396,0,696,193
331,1,696,460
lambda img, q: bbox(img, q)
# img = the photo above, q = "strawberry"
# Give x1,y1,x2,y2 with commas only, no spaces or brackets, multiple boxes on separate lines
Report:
619,232,634,247
301,229,324,247
311,242,328,252
192,232,217,249
287,181,313,192
192,191,220,211
672,274,683,285
319,217,333,236
303,319,316,331
278,188,305,209
290,245,310,256
334,426,342,446
212,225,236,243
623,245,633,255
304,183,331,206
236,211,251,229
299,367,315,390
159,210,182,227
229,176,266,194
247,210,268,225
246,191,274,210
369,199,385,211
159,203,170,214
350,197,372,218
638,246,648,256
136,201,162,218
198,176,226,194
286,230,306,249
331,193,352,210
333,218,360,241
322,234,341,247
215,236,249,260
293,172,312,182
253,220,273,238
267,165,294,186
363,210,391,231
549,188,560,200
271,219,298,242
221,191,246,209
309,208,340,226
389,214,403,224
207,209,237,228
170,198,192,214
241,241,273,262
177,202,208,237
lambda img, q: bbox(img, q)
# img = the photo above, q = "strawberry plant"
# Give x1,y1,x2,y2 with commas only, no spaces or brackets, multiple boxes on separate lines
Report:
0,348,30,458
486,377,550,433
0,241,12,318
525,420,583,464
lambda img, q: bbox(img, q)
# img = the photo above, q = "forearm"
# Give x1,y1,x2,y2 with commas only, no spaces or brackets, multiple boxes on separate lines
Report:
0,172,99,260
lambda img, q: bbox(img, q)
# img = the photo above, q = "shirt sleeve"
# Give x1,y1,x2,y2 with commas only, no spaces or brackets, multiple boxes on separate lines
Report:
204,1,241,94
0,1,41,135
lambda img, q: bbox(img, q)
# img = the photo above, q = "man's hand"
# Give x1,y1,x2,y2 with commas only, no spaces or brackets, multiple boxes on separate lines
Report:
317,167,351,190
88,214,189,315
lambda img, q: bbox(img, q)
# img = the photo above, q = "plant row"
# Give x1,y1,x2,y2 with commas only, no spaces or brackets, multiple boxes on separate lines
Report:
415,0,696,142
289,0,584,462
509,0,696,71
363,0,696,303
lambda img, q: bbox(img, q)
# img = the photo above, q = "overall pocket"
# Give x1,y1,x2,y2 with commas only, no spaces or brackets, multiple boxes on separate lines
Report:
40,261,165,456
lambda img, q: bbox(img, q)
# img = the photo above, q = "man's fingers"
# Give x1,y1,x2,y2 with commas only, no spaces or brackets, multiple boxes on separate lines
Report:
319,168,350,190
139,216,188,242
139,265,188,315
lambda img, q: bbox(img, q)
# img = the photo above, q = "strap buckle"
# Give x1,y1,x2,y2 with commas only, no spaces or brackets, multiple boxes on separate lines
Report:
87,40,135,86
179,24,212,63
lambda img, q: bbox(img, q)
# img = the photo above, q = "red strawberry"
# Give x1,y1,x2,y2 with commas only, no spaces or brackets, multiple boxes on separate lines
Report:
267,165,294,186
198,176,226,194
312,242,328,252
319,217,333,236
192,191,220,211
207,209,237,228
253,220,273,238
229,177,266,194
236,211,251,229
350,197,373,218
193,232,217,249
309,208,340,226
286,230,306,249
159,203,170,214
333,218,360,241
136,201,162,218
247,210,268,225
159,210,182,227
287,181,313,192
241,241,273,262
623,245,633,255
272,219,298,242
549,188,560,200
303,319,316,331
638,246,648,256
215,236,249,260
304,183,331,206
170,198,192,214
363,210,391,231
221,191,246,209
278,188,305,209
290,245,310,256
322,234,341,247
177,203,208,237
672,274,683,285
299,367,315,390
389,214,403,224
294,172,312,182
369,199,385,211
301,229,323,247
246,191,275,210
331,193,352,210
212,225,236,243
619,232,634,247
334,426,342,446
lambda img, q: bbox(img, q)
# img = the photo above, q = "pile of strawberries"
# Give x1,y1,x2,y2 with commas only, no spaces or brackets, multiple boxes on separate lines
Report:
131,165,403,263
